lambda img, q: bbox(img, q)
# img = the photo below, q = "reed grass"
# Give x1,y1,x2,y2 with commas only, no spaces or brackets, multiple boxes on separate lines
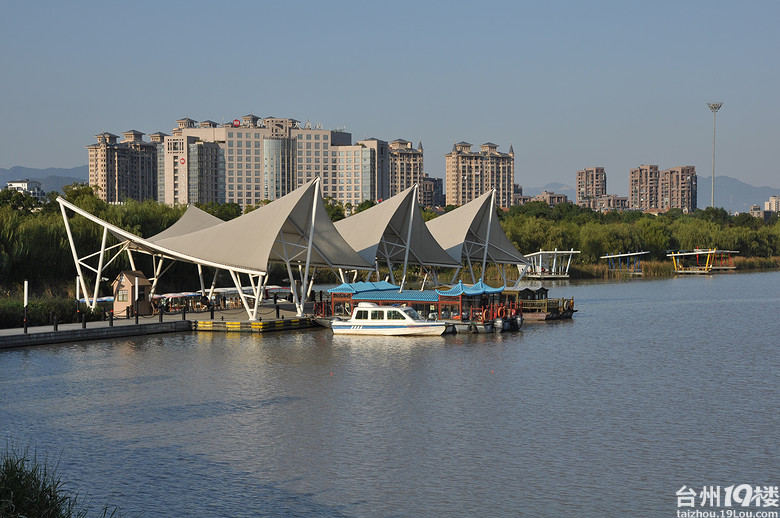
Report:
734,256,780,270
640,260,676,277
0,445,118,518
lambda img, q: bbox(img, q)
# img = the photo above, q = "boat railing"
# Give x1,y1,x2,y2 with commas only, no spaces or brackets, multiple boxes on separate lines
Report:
467,301,522,322
519,298,573,313
314,301,333,317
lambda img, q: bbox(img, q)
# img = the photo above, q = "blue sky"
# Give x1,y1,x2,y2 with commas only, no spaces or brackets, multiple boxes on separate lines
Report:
2,1,778,195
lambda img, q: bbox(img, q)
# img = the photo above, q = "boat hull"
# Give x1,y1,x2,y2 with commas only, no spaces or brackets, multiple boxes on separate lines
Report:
522,309,576,321
331,322,447,336
442,320,496,333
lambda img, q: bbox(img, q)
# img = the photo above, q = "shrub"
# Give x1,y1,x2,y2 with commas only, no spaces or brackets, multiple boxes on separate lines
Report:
0,297,106,329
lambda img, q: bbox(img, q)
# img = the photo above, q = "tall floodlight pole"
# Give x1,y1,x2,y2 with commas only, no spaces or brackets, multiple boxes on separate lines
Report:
707,102,723,208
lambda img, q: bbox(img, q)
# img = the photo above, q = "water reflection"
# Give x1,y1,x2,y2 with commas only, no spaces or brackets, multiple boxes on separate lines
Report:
1,272,778,516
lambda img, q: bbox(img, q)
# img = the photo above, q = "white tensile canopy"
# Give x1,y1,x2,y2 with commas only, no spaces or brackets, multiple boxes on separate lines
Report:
426,190,530,286
146,205,224,243
334,185,460,290
58,179,370,318
123,205,227,302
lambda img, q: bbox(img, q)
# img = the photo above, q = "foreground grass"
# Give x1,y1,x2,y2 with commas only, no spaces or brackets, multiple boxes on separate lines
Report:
1,446,119,518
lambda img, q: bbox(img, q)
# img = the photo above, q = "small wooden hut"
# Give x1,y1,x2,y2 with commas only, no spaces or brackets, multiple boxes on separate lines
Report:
112,271,153,316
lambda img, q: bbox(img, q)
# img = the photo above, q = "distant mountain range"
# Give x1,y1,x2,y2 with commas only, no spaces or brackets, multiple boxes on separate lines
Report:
2,166,776,213
695,176,778,213
1,165,88,194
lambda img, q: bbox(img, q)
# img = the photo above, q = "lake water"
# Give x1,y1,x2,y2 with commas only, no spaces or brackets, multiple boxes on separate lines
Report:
1,272,778,517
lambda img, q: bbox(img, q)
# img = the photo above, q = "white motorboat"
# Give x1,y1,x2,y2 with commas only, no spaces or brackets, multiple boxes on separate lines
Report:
331,302,447,336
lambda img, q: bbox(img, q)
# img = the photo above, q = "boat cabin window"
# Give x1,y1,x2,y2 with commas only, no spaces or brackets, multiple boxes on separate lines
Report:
402,307,423,321
387,310,406,320
370,310,384,320
355,310,369,320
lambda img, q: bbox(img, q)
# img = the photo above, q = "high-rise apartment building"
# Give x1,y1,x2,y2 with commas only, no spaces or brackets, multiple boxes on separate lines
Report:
629,165,660,211
357,138,389,203
629,164,696,212
88,130,157,203
574,166,631,212
765,195,780,212
150,132,167,201
158,127,224,206
576,167,607,205
445,142,514,208
160,115,352,209
420,174,444,208
328,139,387,207
93,114,393,209
660,166,697,213
388,139,423,201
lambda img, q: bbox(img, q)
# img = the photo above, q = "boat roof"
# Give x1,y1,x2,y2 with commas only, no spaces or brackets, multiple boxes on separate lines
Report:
330,279,504,300
435,280,504,296
328,280,400,294
352,290,440,303
503,285,549,293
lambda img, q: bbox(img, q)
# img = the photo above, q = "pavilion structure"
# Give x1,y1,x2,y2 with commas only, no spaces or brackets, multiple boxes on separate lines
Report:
334,185,460,291
58,180,536,319
58,179,370,318
426,190,530,287
600,251,650,275
524,249,581,279
666,249,738,274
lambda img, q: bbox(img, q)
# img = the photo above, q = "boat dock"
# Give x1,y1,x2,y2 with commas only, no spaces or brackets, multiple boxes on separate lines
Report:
0,304,316,350
667,249,739,274
525,249,581,279
600,251,649,275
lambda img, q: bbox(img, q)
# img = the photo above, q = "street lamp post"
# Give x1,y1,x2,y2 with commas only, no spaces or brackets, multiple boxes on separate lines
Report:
707,102,723,208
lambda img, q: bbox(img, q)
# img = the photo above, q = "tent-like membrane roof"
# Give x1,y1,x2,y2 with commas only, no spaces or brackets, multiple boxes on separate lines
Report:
426,190,529,285
147,205,224,243
58,179,370,318
334,185,459,289
149,180,370,273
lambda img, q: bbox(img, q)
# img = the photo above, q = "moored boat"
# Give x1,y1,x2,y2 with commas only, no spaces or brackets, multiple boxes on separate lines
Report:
502,286,575,321
315,279,571,332
331,302,448,336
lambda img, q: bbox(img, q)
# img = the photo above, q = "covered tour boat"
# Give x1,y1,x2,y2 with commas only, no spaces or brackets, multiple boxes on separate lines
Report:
317,280,545,333
501,286,576,321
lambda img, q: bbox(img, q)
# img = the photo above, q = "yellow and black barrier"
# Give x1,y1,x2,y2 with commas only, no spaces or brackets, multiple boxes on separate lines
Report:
192,318,313,333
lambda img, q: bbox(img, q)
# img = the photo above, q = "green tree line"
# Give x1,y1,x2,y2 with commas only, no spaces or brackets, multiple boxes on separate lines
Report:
2,187,779,298
499,201,780,262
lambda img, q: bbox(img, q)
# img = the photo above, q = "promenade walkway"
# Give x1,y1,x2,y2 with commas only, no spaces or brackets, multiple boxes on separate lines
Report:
0,301,318,350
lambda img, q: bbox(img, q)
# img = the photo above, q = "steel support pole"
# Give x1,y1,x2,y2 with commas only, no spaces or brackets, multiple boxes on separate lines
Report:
708,102,723,208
